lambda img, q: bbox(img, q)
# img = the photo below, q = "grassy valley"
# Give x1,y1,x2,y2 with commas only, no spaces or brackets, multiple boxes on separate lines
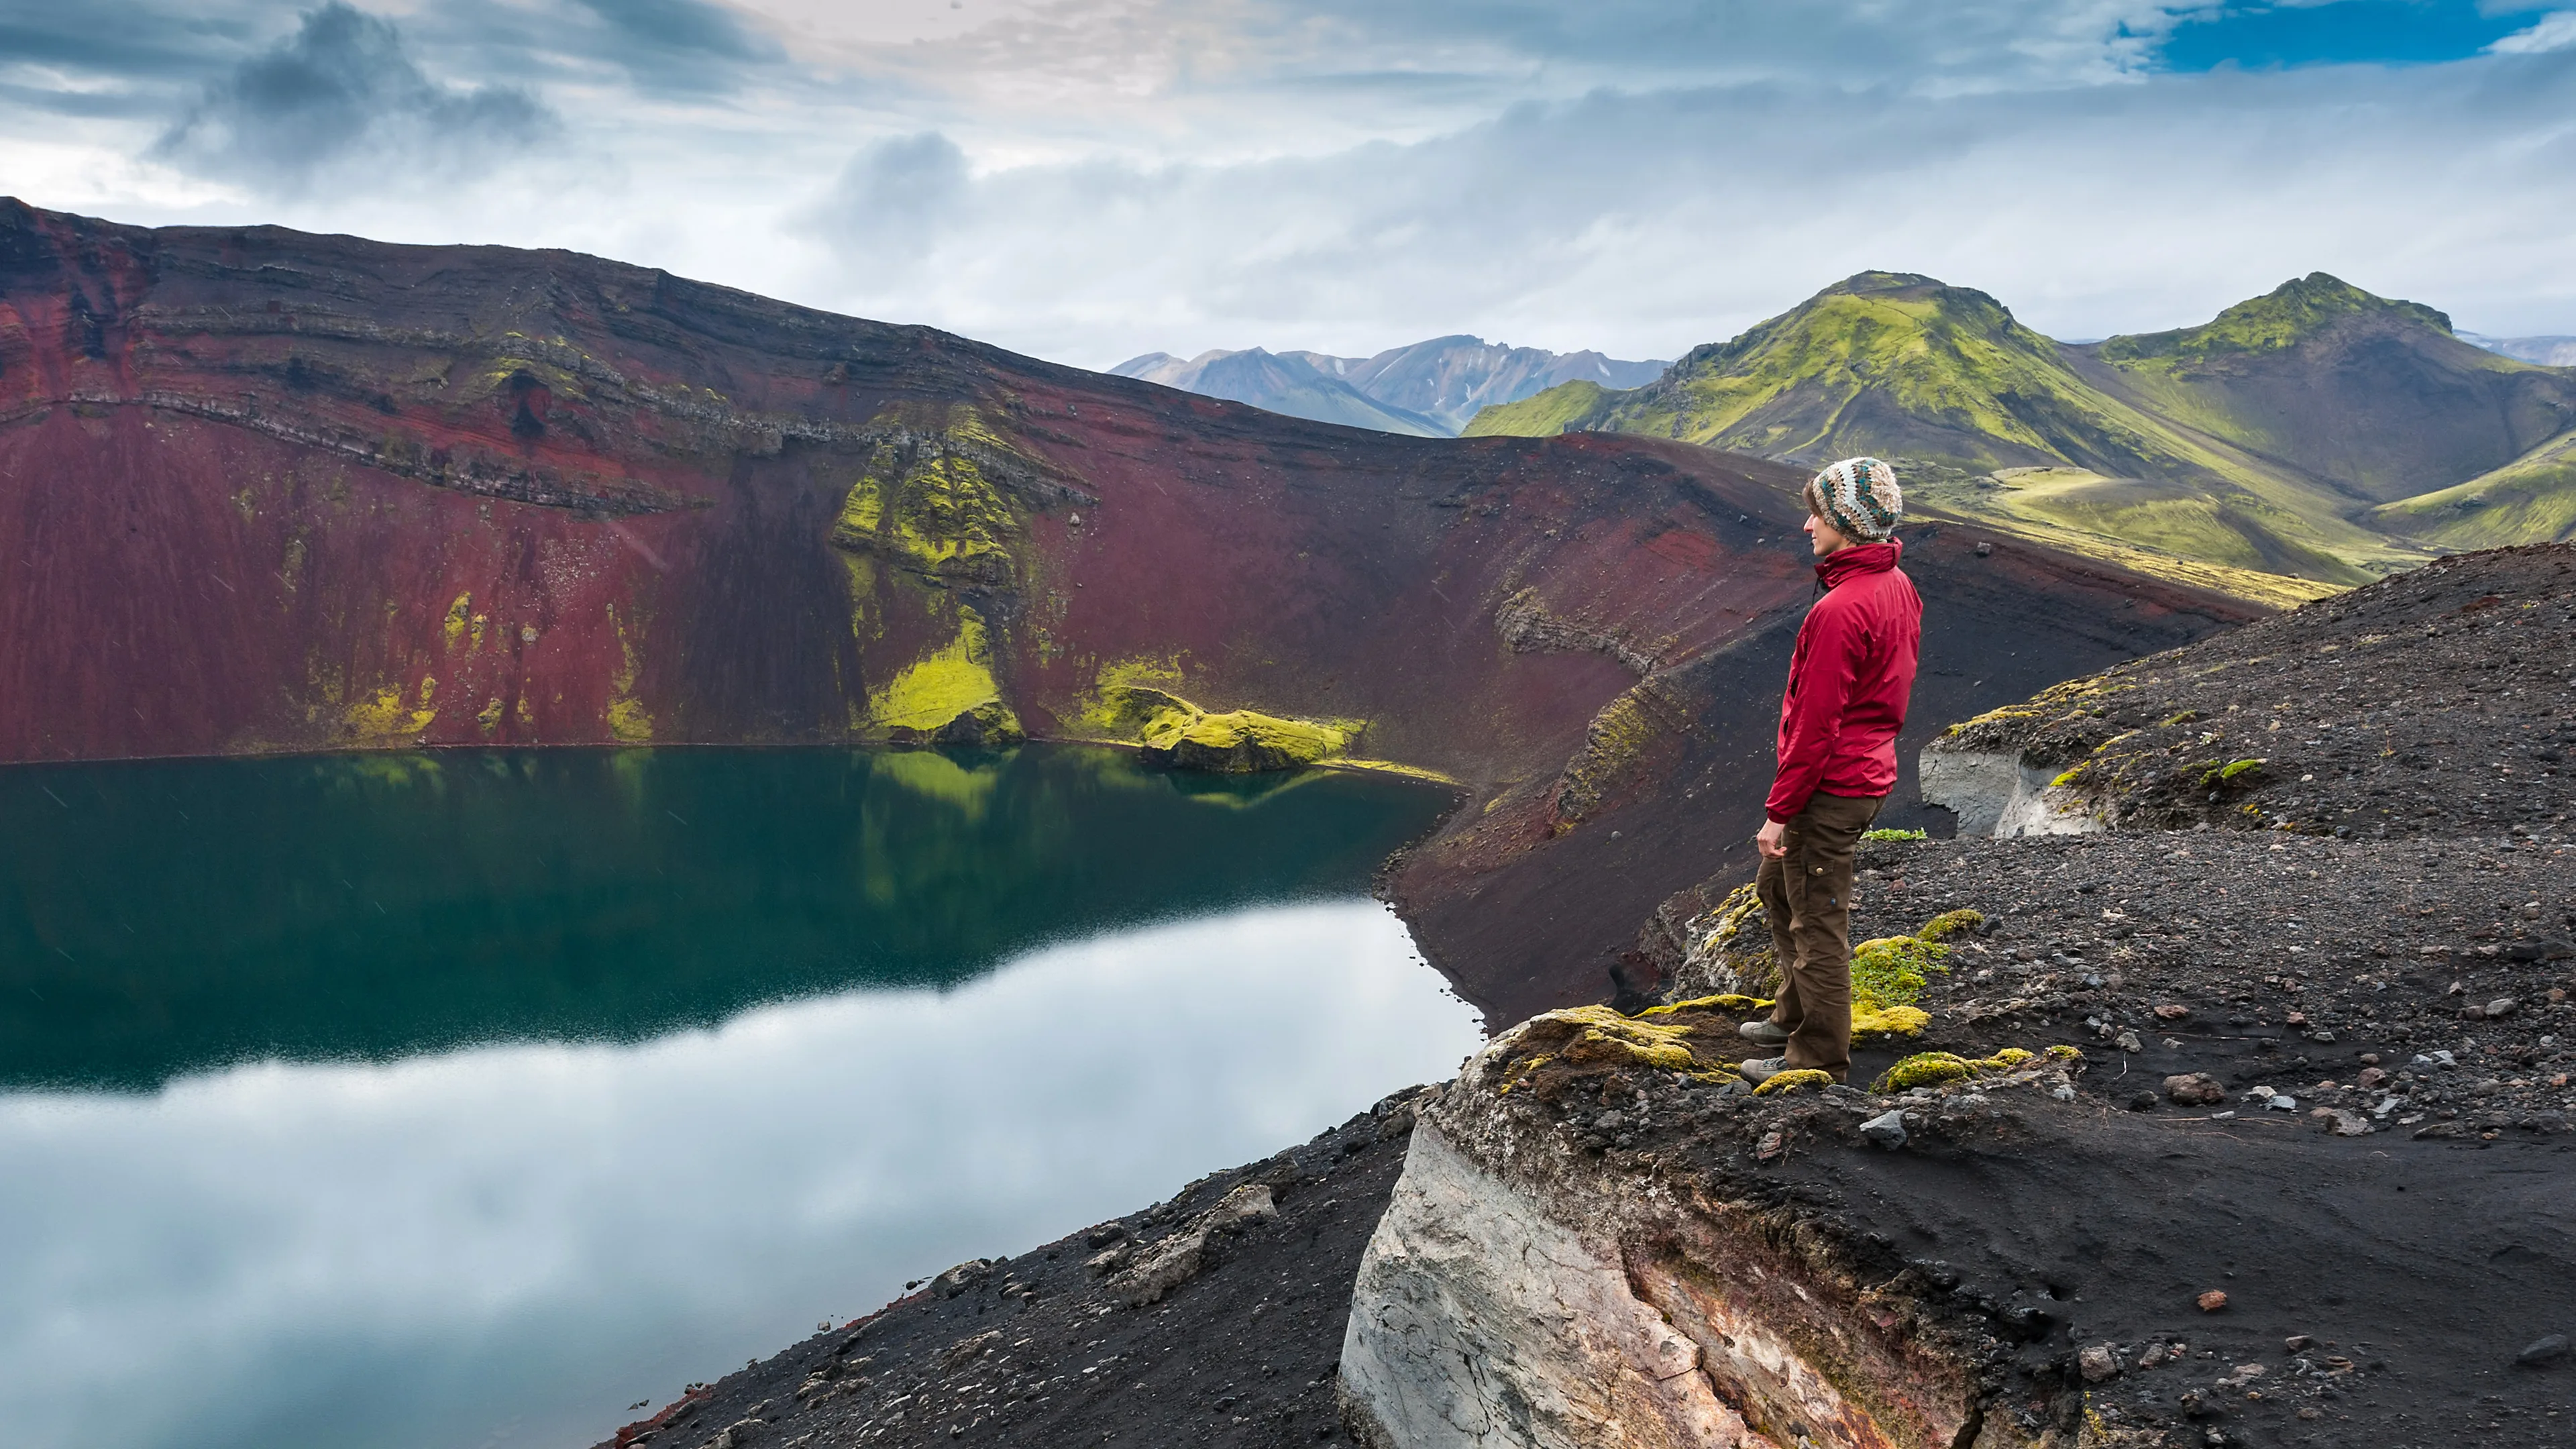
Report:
1470,271,2576,602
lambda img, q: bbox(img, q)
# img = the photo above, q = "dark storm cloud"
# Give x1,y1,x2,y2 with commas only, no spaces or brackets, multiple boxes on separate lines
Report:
0,1,275,117
570,0,777,62
0,0,790,129
422,0,786,97
562,0,786,95
154,3,558,193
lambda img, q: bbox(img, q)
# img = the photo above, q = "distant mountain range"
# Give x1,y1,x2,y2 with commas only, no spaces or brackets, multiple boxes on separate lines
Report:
2463,333,2576,367
1110,337,1667,437
1468,272,2576,602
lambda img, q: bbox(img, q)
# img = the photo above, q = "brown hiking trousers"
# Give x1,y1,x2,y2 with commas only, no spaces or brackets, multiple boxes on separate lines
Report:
1756,791,1884,1080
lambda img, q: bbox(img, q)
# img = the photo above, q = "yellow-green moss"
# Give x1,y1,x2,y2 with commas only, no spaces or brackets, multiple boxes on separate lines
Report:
1851,1003,1931,1040
1143,707,1352,771
1869,1045,2042,1094
831,406,1030,584
1851,935,1948,1012
1496,1053,1555,1095
605,601,652,742
866,606,1008,734
1517,1005,1706,1073
1872,1053,1978,1092
2160,710,2201,727
476,696,504,734
1861,827,1928,843
1639,993,1772,1018
2202,757,2266,788
607,696,653,743
345,683,435,741
1316,757,1462,786
442,594,471,651
1916,909,1986,943
1554,685,1663,822
1070,662,1356,772
1753,1069,1833,1097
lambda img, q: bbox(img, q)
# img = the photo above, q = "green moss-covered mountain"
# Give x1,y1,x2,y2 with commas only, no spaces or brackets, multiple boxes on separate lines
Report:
1468,272,2576,598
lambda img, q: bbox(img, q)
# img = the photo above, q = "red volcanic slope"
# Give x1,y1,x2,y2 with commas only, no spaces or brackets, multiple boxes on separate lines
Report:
0,201,2257,1016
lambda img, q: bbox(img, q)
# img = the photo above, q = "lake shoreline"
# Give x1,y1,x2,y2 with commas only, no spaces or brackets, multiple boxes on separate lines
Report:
592,1087,1432,1449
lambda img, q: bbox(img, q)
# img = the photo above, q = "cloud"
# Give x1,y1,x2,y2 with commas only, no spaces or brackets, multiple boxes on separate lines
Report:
152,3,559,192
2489,9,2576,53
503,0,787,95
9,1,2576,373
771,41,2576,365
799,130,971,267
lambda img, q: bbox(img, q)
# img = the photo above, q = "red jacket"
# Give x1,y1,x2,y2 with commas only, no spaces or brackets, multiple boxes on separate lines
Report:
1766,539,1921,823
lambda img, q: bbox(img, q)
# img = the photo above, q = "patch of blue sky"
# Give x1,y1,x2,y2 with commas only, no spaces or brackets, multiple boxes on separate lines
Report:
2157,1,2552,71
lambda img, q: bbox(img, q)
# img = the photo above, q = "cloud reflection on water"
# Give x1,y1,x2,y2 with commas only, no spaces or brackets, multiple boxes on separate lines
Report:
0,900,1483,1449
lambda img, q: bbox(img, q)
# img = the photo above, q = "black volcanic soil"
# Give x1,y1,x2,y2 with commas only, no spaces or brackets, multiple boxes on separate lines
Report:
1480,1047,2576,1448
1933,542,2576,843
594,1093,1431,1449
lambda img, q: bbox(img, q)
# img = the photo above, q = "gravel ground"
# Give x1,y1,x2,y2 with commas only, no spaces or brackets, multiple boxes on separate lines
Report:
1935,542,2576,841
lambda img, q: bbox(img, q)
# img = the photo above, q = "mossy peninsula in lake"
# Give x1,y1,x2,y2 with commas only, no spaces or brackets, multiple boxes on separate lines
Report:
0,743,1458,1090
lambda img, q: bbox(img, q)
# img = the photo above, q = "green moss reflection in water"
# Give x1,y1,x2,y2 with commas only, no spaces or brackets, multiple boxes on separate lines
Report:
0,745,1455,1090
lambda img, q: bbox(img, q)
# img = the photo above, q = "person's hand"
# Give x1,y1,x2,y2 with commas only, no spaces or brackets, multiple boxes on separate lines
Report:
1756,819,1787,859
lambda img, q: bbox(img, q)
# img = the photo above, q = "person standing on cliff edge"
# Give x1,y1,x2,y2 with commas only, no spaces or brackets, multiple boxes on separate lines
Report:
1736,458,1921,1086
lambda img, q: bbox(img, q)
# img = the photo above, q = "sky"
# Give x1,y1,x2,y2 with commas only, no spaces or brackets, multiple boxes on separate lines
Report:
2,0,2573,368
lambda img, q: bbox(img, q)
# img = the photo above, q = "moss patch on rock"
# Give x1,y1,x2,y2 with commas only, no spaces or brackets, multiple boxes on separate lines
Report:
1069,662,1358,773
866,605,1021,743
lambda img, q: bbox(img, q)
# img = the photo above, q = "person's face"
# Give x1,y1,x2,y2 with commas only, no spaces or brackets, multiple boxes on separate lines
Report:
1805,510,1853,557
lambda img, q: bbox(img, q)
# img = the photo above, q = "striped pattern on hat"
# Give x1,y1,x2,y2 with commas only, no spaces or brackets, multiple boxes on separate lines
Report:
1804,456,1902,543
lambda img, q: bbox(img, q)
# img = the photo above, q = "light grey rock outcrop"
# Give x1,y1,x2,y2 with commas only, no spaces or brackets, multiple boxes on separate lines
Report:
1917,747,2101,839
1338,1122,1752,1448
1336,1025,2016,1449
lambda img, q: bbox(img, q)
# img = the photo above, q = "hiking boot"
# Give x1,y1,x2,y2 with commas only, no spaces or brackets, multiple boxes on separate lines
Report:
1738,1019,1791,1046
1738,1056,1790,1083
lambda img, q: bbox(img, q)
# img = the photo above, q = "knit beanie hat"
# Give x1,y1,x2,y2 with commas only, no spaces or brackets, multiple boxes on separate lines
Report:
1805,456,1902,543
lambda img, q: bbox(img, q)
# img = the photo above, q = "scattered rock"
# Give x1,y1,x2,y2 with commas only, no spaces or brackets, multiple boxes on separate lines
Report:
1858,1110,1909,1150
2155,1003,2192,1021
2518,1334,2569,1367
1112,1224,1212,1306
2165,1073,2227,1106
2127,1091,2159,1112
932,1260,993,1298
2198,1289,2230,1313
2284,1334,2314,1352
1214,1182,1279,1226
2485,996,2520,1018
2078,1344,2121,1383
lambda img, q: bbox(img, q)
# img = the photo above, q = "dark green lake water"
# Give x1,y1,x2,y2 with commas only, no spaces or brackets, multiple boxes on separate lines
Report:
0,746,1478,1449
1,745,1450,1089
